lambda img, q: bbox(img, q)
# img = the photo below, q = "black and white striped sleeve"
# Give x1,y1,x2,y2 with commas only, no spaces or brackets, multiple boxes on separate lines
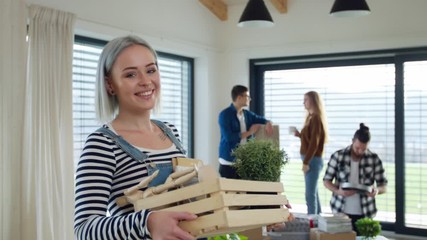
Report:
73,132,151,240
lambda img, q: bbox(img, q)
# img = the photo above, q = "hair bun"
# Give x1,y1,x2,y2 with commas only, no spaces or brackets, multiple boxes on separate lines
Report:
360,123,369,131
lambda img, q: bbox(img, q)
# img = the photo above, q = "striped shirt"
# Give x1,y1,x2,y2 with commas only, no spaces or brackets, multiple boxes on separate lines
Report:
74,122,186,240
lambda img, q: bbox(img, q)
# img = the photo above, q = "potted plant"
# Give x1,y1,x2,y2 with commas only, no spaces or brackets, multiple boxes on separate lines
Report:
355,217,381,240
232,139,288,182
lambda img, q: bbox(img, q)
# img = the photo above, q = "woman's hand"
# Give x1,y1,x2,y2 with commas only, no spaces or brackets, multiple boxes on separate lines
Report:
302,164,310,173
147,211,197,240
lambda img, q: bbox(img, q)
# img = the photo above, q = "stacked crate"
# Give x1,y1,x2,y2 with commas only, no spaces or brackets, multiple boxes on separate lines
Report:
134,177,290,238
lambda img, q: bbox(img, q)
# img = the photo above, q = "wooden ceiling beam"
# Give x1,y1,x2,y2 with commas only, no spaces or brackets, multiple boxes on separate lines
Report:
199,0,228,21
270,0,287,14
199,0,286,21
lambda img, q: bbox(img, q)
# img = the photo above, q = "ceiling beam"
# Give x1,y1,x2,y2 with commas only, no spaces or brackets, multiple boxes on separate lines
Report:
270,0,287,14
199,0,228,21
199,0,286,21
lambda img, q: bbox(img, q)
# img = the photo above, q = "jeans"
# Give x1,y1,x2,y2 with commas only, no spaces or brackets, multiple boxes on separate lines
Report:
147,162,174,187
301,155,323,214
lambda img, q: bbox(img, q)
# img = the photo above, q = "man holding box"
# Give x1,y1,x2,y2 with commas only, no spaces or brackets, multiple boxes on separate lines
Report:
218,85,273,179
323,123,388,234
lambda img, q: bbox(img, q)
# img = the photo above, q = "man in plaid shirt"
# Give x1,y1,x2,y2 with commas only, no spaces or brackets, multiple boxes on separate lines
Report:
323,123,387,234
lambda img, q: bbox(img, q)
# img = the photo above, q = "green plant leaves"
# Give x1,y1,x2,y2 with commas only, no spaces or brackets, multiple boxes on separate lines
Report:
355,217,381,239
232,139,288,182
207,233,248,240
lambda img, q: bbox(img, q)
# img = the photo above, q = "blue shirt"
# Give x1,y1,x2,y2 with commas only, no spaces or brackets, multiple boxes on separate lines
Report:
218,103,268,162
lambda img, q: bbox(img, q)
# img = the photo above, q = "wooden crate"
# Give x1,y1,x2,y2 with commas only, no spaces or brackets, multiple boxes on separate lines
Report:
134,177,290,238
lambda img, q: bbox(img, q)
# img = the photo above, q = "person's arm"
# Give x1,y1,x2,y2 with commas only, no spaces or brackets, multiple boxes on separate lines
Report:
324,179,357,197
74,133,196,240
147,211,197,239
241,124,261,139
246,110,269,125
302,115,323,166
323,151,356,197
245,110,272,136
366,185,386,198
324,179,339,194
323,152,339,194
74,133,152,239
366,154,388,198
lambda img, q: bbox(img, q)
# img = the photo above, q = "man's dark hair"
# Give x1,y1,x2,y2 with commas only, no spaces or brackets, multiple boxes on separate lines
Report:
353,123,371,143
231,85,248,101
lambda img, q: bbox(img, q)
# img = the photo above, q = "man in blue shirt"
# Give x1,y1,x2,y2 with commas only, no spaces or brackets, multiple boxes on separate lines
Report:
218,85,273,179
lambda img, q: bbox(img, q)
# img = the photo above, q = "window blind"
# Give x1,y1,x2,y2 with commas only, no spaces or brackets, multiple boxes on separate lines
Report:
264,64,396,223
72,42,102,169
404,60,427,229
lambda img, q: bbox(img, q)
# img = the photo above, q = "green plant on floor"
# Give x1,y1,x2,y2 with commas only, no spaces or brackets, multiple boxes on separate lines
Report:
355,217,381,239
232,139,288,182
207,233,248,240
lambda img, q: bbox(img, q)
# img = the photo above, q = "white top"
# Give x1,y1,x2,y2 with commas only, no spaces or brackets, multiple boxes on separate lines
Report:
344,158,363,215
238,112,247,144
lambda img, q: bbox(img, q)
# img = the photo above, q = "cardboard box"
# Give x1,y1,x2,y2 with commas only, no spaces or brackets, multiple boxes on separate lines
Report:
239,227,263,239
268,231,310,240
310,228,356,240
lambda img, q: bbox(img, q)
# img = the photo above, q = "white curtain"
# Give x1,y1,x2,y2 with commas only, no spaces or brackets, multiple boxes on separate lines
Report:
21,5,76,240
0,0,27,239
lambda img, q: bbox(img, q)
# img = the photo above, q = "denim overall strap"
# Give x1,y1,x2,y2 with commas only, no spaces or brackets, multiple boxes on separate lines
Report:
95,127,149,163
151,119,187,155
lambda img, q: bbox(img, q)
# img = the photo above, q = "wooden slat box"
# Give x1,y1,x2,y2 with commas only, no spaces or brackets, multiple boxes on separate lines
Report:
134,177,290,238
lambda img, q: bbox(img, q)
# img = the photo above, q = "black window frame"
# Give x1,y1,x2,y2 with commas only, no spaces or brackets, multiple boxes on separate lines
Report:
249,47,427,237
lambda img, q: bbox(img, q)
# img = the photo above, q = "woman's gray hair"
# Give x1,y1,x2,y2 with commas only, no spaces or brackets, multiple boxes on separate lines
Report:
95,35,160,123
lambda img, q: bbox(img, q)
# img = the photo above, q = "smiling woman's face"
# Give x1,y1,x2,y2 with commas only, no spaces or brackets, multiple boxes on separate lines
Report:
107,44,160,113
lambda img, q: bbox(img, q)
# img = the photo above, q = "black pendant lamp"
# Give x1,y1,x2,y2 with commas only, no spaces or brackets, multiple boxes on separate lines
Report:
330,0,371,17
238,0,274,28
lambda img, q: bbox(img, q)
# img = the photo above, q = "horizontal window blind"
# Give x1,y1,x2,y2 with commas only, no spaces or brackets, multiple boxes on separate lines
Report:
404,60,427,229
72,42,102,169
152,56,191,151
264,64,396,223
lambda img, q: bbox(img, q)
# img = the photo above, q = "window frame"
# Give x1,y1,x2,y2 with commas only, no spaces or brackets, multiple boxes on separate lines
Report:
249,47,427,237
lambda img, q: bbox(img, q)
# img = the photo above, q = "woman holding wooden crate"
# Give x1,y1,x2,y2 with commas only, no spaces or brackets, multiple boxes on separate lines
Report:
73,35,197,240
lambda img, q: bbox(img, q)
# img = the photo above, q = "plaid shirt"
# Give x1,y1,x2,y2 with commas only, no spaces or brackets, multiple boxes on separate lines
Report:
323,145,388,218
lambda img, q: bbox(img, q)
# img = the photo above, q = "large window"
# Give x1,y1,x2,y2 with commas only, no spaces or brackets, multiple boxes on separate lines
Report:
250,49,427,236
404,60,427,229
263,64,396,223
72,36,193,167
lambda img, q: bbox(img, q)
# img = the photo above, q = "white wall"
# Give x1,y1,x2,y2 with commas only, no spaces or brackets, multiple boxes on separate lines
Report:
25,0,427,167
